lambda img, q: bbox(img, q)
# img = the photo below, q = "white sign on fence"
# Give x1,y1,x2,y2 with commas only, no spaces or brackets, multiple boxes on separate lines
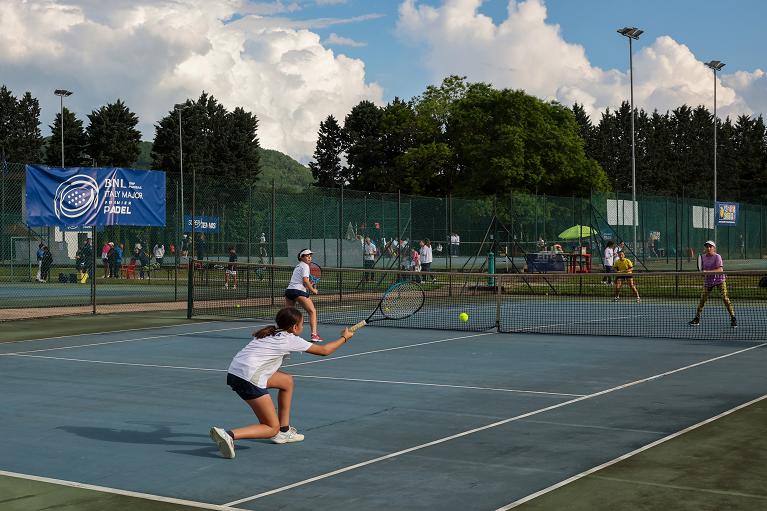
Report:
692,206,714,229
606,199,638,226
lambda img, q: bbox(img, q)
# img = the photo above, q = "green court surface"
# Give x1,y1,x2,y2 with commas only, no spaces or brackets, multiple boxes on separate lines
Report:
1,314,765,510
515,399,767,510
0,310,191,343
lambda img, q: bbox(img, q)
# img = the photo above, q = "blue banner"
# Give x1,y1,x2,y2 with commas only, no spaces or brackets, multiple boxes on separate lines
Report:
716,202,739,226
184,215,220,233
25,165,166,227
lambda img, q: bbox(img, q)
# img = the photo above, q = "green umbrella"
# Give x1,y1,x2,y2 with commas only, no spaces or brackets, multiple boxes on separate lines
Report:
558,225,594,240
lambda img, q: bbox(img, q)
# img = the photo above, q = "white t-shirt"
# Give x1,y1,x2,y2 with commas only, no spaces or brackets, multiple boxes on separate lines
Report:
363,242,377,261
287,261,310,291
420,245,433,264
603,246,615,266
228,331,312,388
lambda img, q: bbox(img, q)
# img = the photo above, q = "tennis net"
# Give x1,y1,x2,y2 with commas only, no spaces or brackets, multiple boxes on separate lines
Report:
189,261,767,341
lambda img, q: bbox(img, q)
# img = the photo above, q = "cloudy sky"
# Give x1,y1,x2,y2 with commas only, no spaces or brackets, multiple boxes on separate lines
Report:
1,0,765,163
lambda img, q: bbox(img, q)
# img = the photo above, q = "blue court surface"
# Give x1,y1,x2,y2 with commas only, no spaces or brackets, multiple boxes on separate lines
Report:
1,321,766,510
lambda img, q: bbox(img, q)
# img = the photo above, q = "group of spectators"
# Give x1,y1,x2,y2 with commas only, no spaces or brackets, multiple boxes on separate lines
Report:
70,238,173,280
359,236,437,283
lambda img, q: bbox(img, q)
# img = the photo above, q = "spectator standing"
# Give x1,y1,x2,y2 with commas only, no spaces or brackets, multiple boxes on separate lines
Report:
101,242,111,278
410,247,421,282
419,239,434,283
153,243,165,265
80,239,94,277
181,235,189,256
196,234,207,260
35,242,45,282
113,243,124,278
450,232,460,257
138,249,150,279
537,237,546,252
602,241,616,285
106,242,116,278
362,236,377,282
225,246,238,289
40,245,53,282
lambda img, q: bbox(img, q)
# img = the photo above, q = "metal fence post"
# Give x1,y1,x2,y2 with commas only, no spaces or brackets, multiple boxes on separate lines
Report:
270,180,276,306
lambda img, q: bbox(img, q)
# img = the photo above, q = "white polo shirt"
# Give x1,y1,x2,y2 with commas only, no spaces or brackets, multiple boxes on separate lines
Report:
420,245,433,264
287,261,310,291
228,331,312,387
603,246,615,266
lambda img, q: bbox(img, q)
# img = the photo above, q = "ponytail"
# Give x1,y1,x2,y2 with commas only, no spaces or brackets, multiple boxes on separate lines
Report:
253,307,304,338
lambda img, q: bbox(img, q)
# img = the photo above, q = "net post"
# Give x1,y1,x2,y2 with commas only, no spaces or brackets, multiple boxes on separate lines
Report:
495,273,501,332
91,226,96,315
186,256,194,318
270,179,276,306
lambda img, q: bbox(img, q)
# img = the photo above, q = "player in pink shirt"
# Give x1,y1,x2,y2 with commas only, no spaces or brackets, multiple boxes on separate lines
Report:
689,241,737,328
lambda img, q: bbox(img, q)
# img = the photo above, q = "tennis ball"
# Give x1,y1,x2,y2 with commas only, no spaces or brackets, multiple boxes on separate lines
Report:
459,312,469,322
235,304,241,308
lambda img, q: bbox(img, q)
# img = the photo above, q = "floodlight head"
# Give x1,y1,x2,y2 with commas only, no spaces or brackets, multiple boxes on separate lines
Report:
174,103,190,110
54,89,73,97
617,27,642,39
705,60,726,71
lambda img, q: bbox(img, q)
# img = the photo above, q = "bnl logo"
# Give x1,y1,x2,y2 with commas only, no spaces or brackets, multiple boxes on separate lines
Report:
54,174,99,220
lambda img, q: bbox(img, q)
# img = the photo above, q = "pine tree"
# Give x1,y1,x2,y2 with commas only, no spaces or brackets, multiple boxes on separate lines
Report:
45,107,88,166
86,99,142,167
308,115,345,187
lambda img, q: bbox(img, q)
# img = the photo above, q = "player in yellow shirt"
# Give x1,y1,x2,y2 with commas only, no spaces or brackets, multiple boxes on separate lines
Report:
613,250,640,303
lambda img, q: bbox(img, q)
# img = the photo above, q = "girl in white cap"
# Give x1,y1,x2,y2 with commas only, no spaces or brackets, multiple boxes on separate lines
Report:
285,249,322,341
689,240,737,328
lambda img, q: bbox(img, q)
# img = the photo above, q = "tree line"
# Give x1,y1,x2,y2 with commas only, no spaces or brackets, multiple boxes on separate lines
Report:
574,102,767,203
0,86,260,207
309,76,767,202
309,76,608,197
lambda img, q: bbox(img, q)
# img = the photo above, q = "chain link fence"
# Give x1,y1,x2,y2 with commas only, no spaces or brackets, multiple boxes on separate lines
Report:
2,161,766,320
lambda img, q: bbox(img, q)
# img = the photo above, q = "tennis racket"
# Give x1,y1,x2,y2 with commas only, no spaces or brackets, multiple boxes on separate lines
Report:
697,254,703,272
309,262,322,285
350,281,425,332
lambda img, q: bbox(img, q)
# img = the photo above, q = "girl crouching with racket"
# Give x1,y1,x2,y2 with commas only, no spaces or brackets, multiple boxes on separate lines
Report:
210,307,353,458
286,249,322,342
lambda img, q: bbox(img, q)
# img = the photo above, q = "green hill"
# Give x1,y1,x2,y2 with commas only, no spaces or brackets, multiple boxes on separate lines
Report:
134,143,315,191
256,148,315,191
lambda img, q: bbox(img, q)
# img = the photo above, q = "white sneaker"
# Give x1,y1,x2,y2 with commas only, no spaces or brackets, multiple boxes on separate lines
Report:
271,426,304,444
613,296,619,302
224,283,228,289
636,297,641,303
232,285,237,289
210,427,235,458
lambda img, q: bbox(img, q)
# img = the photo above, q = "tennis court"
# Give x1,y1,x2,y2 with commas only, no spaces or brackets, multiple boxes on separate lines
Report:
1,309,766,510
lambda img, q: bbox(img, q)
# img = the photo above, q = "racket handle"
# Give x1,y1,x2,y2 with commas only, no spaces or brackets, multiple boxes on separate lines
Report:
350,320,367,333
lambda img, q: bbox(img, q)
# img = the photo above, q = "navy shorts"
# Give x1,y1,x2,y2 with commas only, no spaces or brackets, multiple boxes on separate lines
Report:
285,289,310,301
227,373,269,401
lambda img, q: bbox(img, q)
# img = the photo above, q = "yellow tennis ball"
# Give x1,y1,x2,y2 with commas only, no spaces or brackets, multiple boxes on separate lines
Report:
459,312,469,322
235,304,241,308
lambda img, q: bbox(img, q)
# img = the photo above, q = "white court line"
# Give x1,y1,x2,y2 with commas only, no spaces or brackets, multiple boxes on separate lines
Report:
497,393,767,509
0,469,250,511
282,332,496,367
512,314,645,332
0,319,223,345
291,374,584,397
223,341,767,507
0,325,261,356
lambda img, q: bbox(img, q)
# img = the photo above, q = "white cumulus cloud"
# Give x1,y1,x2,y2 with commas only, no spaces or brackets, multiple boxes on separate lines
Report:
0,0,383,162
325,32,367,47
396,0,765,121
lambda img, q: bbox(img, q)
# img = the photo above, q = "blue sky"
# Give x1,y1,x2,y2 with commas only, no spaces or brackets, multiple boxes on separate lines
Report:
302,0,766,104
1,0,764,161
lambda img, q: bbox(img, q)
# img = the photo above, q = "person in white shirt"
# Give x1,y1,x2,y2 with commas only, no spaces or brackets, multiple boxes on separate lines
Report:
602,241,616,284
153,243,165,265
419,239,435,283
362,236,377,282
285,249,322,342
450,233,460,257
210,307,353,457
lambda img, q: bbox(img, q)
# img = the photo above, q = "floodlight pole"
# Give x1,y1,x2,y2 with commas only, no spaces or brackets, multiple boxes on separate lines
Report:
705,60,725,243
617,28,642,256
174,103,189,225
54,89,73,166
